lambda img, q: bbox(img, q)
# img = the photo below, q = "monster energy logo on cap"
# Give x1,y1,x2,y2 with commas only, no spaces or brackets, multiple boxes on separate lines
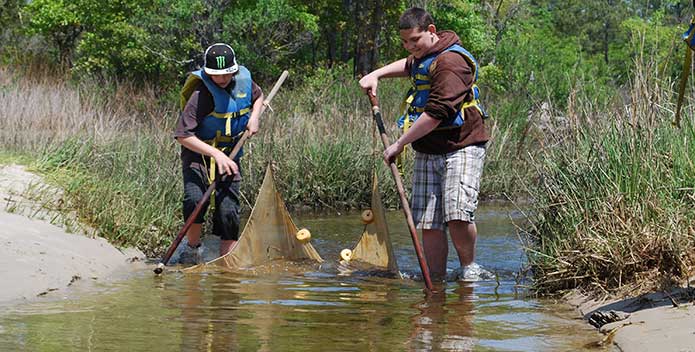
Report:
203,43,239,75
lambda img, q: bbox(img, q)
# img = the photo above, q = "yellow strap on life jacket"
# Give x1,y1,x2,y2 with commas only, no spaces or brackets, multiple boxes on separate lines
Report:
461,99,481,110
414,73,429,81
208,132,220,184
203,130,243,184
395,91,416,175
460,99,486,121
460,83,486,118
201,133,244,145
401,91,415,133
208,108,251,136
210,109,251,136
209,108,250,119
399,91,415,115
402,116,413,133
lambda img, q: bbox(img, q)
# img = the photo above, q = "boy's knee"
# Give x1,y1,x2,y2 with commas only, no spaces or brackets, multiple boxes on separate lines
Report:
216,218,239,241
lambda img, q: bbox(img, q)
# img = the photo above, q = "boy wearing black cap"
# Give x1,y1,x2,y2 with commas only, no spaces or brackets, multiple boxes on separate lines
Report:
174,43,264,263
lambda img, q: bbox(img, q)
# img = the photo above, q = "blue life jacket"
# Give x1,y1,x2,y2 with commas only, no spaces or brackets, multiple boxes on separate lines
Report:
189,67,253,155
397,44,488,132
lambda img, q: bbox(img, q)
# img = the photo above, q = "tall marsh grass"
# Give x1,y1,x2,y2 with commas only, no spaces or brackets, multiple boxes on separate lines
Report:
0,66,182,254
523,53,695,296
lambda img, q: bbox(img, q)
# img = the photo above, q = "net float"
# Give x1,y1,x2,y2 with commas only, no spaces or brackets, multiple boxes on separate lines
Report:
340,248,353,261
361,209,374,224
296,228,311,242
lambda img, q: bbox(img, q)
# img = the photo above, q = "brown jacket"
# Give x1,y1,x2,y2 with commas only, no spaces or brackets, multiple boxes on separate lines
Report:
405,31,489,154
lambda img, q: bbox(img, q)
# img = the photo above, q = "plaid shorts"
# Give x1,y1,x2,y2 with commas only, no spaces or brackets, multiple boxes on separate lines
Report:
410,144,486,230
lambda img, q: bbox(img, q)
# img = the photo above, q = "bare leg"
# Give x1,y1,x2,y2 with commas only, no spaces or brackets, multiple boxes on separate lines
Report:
448,220,477,267
186,223,202,247
220,240,237,256
422,229,448,281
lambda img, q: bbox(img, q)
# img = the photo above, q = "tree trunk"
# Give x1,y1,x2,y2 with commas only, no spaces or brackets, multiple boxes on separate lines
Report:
603,20,609,64
354,0,382,77
326,29,336,68
341,0,352,62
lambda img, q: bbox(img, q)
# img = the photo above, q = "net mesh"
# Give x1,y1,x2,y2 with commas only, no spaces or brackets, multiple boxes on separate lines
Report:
185,165,323,273
349,172,398,272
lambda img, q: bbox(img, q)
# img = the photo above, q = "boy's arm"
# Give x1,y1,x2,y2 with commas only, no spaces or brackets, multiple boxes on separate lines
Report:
177,136,238,177
358,58,409,96
383,112,440,163
246,91,265,136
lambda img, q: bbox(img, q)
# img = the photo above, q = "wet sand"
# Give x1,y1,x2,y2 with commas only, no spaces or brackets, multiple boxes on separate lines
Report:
0,164,144,305
568,287,695,351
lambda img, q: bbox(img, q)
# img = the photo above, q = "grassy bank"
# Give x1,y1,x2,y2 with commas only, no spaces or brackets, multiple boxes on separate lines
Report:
522,55,695,296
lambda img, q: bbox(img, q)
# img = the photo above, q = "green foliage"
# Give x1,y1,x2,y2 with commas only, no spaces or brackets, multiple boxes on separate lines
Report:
494,8,579,107
479,62,505,94
73,0,202,83
19,0,325,84
430,0,495,60
75,24,152,79
527,119,695,294
548,0,629,60
222,0,318,82
618,16,683,79
0,0,23,64
0,0,22,33
23,0,82,62
9,0,693,93
33,133,181,255
23,0,80,38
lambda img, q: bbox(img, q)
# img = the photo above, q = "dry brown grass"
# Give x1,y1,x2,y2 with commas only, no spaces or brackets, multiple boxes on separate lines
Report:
524,50,695,297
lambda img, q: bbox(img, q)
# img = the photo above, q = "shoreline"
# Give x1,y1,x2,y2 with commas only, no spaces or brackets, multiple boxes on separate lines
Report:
0,164,145,306
567,287,695,351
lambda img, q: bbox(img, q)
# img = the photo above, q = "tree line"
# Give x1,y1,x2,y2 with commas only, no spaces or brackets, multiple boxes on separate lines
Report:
0,0,692,107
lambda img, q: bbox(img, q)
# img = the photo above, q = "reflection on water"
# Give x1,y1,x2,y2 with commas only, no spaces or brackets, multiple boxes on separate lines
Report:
408,283,476,351
0,205,603,351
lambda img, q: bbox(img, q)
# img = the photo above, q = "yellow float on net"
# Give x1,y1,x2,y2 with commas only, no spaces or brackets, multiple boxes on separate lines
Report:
361,209,374,224
296,228,311,242
340,248,353,262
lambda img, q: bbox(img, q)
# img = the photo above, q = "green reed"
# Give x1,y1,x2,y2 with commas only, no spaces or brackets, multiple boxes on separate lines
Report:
524,54,695,296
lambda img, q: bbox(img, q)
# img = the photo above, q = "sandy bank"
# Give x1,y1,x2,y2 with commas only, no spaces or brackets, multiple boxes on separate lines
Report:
568,287,695,352
0,164,145,305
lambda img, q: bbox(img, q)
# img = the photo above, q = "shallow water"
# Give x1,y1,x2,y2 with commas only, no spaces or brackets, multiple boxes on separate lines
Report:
0,205,603,351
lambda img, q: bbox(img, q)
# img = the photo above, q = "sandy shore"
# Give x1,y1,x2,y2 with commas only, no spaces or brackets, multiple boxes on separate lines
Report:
0,164,145,306
568,286,695,351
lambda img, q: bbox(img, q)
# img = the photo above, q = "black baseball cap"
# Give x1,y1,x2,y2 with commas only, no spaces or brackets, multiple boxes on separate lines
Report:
203,43,239,75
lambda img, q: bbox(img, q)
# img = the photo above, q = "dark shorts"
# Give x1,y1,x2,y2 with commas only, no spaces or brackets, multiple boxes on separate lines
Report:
182,167,241,241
